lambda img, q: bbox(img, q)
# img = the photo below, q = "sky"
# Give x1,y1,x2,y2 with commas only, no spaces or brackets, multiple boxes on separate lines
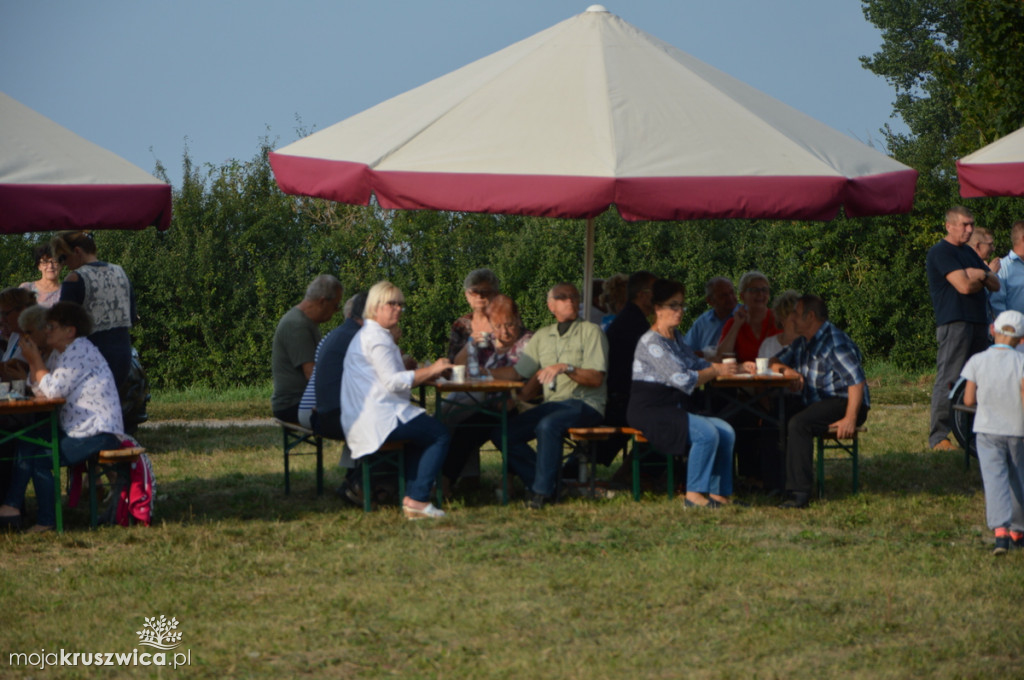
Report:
0,0,907,188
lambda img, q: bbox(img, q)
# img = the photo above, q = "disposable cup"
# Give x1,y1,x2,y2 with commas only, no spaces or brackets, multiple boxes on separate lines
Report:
451,365,467,383
755,357,770,375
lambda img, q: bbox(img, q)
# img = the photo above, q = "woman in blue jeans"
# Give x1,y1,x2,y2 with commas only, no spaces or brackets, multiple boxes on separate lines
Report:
341,281,453,519
0,302,124,532
628,279,739,508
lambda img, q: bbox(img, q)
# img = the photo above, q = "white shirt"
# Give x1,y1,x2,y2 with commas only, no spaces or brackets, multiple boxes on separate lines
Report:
340,320,423,458
32,337,124,438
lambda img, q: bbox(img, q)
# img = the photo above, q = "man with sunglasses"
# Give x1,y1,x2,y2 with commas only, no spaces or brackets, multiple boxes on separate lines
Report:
490,283,608,509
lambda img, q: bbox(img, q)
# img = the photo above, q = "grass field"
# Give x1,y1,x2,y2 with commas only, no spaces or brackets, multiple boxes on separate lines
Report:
2,366,1022,679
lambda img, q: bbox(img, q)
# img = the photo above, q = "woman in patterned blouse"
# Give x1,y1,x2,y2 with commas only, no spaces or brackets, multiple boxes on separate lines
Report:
0,302,124,533
628,279,739,508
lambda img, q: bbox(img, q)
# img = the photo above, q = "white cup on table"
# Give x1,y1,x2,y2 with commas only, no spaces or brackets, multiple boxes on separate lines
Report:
755,357,770,375
451,365,467,383
0,382,9,399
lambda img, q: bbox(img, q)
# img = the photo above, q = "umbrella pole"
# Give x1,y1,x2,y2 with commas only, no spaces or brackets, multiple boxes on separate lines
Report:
583,217,595,319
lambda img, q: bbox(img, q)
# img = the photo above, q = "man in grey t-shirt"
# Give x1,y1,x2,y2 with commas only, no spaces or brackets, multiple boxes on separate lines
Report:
271,275,342,423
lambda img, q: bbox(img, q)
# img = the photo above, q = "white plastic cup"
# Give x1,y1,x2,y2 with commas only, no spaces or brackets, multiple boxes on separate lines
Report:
0,382,9,399
451,365,467,383
755,357,770,375
722,358,736,366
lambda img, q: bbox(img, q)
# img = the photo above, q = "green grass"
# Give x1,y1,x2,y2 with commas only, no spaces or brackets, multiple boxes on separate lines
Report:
3,379,1019,678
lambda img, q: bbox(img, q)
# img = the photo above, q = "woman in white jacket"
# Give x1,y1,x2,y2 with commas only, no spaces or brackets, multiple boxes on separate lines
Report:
341,281,452,519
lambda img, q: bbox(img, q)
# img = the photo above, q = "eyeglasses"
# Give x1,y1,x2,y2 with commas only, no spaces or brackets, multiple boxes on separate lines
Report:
491,322,517,332
39,260,59,268
660,302,686,311
385,300,406,311
468,288,495,297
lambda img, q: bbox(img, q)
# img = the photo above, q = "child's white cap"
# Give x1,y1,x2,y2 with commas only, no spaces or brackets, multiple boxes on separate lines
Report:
993,310,1024,338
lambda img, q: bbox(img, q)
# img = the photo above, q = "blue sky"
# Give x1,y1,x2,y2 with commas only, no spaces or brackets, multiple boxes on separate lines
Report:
1,0,906,187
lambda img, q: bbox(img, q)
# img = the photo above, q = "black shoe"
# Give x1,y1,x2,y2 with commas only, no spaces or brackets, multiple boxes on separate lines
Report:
335,479,363,507
777,492,810,509
994,536,1010,556
1011,533,1024,549
0,514,21,531
684,498,721,509
526,491,549,510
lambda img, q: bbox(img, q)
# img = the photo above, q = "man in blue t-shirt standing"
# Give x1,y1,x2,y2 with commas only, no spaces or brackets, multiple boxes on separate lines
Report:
926,206,1000,451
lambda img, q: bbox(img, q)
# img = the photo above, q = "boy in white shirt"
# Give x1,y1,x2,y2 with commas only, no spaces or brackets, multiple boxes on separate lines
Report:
961,310,1024,555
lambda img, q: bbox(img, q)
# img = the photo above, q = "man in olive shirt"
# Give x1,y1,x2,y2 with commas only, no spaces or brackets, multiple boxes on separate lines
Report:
491,283,608,508
271,274,342,423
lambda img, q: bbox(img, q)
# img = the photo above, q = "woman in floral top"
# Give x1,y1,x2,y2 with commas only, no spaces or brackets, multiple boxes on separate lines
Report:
0,302,124,532
443,294,533,490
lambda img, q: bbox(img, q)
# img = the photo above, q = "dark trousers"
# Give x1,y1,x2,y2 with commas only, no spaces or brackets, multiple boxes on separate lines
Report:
930,321,988,447
310,408,345,441
786,398,869,495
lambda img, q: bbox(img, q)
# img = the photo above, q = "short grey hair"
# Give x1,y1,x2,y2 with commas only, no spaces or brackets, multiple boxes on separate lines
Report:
364,281,403,320
304,274,342,302
17,304,48,332
770,289,801,324
704,276,734,297
463,268,500,292
344,291,368,321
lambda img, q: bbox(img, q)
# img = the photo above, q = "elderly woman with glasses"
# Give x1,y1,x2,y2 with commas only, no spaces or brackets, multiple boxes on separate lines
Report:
341,281,454,519
629,279,739,508
447,268,500,361
0,302,124,532
18,244,62,308
50,231,136,388
715,270,781,364
443,294,534,491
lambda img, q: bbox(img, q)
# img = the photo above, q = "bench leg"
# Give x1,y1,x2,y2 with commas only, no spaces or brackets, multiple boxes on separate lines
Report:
631,440,642,501
816,436,825,499
315,437,323,497
282,428,291,496
851,438,859,494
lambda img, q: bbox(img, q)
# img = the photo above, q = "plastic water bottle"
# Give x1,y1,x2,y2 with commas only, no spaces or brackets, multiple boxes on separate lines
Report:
467,340,480,378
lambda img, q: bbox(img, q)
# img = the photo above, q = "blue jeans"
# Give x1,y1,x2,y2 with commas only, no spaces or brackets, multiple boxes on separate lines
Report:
687,415,734,496
976,433,1024,532
386,413,450,502
3,430,122,527
498,399,603,497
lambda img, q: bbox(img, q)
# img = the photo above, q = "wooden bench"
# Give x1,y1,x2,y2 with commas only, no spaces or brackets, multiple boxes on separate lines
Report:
275,419,324,496
88,446,145,528
815,426,867,498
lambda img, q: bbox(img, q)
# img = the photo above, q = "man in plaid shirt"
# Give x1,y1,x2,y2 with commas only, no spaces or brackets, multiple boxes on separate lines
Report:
770,294,870,508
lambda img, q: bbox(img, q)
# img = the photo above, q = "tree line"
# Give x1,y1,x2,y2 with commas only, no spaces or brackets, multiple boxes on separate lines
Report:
0,1,1022,389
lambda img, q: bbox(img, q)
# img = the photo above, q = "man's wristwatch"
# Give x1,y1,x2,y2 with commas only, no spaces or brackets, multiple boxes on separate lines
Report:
565,364,575,375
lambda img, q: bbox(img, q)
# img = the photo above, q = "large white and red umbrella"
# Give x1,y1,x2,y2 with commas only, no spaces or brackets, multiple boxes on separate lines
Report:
270,5,917,306
957,125,1024,198
0,91,171,234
